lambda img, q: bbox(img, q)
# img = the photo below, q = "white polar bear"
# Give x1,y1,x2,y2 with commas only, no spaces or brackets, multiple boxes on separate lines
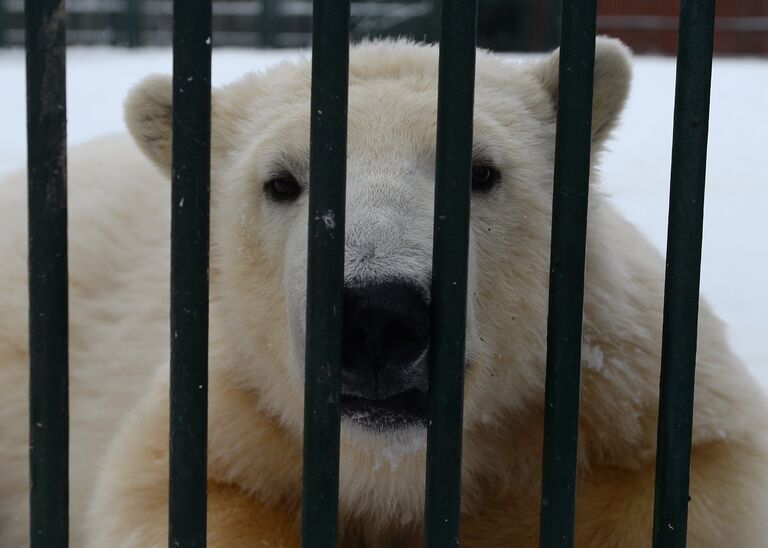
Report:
0,38,766,547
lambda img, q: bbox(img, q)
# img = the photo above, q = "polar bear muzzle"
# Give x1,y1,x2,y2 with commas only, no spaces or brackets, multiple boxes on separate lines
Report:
340,281,430,430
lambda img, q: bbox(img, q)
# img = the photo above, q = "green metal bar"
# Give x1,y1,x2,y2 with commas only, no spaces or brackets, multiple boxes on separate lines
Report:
300,0,349,544
423,0,477,545
0,0,7,47
546,0,562,49
168,0,212,546
261,0,277,47
126,0,142,48
25,0,69,546
652,1,716,546
426,0,441,43
539,1,596,546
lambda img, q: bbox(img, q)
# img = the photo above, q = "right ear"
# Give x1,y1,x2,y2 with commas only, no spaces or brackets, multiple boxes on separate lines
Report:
124,74,254,175
530,36,632,153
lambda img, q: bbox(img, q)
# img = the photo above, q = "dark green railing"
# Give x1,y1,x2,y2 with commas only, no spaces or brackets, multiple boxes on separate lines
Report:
301,0,350,543
25,1,68,547
126,0,143,47
539,1,596,545
652,2,716,547
22,0,717,546
424,0,477,545
0,0,7,47
167,1,212,547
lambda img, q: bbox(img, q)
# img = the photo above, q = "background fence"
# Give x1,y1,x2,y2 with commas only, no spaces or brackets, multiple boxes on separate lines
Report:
599,0,768,55
5,0,767,53
0,0,559,50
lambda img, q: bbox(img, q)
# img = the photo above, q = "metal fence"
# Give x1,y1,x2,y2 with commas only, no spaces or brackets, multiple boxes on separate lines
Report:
4,0,443,48
4,0,438,48
1,0,555,50
23,0,714,546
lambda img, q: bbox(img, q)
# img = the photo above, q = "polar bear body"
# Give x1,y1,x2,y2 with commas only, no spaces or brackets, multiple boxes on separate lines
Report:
1,39,767,547
0,136,170,547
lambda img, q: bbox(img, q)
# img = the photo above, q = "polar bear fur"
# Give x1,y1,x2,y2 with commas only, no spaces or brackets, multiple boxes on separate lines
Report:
1,38,767,547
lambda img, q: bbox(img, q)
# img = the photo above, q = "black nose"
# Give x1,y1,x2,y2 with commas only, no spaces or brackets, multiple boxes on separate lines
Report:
342,282,429,401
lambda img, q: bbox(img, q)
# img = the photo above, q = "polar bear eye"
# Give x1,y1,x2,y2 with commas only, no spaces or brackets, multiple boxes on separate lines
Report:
264,172,302,202
471,163,501,193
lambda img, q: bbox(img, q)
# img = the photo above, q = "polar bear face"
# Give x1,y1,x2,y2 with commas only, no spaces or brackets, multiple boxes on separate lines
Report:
126,39,630,447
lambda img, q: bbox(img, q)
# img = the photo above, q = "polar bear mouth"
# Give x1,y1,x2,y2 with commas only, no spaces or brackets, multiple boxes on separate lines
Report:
337,280,431,430
340,389,428,429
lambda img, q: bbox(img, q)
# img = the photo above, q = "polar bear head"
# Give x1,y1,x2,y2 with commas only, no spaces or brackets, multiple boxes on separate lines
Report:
125,37,630,470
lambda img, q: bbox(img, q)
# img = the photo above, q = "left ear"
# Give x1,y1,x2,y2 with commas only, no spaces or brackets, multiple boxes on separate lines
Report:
531,36,632,152
124,73,261,176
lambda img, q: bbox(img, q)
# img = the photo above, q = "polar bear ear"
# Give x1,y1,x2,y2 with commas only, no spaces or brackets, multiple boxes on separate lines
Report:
124,75,245,175
531,36,632,151
124,75,174,173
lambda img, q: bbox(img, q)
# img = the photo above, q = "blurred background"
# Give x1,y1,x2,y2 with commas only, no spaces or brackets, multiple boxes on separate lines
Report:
0,2,766,386
0,0,766,54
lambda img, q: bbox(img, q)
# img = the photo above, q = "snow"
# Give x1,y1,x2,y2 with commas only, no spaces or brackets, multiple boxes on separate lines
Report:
600,57,768,387
0,47,766,386
582,343,606,373
371,430,427,472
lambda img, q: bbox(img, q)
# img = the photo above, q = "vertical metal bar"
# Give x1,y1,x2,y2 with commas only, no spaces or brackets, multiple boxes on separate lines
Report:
126,0,142,48
546,0,562,49
0,0,7,47
423,0,477,545
426,0,441,43
300,0,349,544
25,0,68,546
538,1,596,546
261,0,277,48
168,0,212,546
652,2,716,546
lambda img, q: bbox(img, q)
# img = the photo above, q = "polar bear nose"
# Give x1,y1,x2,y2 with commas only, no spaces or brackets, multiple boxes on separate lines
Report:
341,281,430,400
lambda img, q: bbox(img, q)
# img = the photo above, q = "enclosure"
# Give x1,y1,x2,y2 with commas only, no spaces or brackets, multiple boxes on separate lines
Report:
10,0,747,546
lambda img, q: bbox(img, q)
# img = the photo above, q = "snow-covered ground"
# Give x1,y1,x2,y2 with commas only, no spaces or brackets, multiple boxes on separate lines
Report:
1,47,766,387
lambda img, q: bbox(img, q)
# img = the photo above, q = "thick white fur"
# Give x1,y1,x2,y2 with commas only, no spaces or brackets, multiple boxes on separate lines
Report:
1,38,766,547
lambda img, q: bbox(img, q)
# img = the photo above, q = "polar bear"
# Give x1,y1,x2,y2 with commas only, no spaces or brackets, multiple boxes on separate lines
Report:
0,38,766,547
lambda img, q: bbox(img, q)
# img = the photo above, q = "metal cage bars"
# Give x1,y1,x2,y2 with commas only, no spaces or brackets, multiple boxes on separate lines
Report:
167,1,213,547
25,1,68,546
21,1,718,547
539,1,597,545
652,1,716,547
301,0,350,543
423,0,477,545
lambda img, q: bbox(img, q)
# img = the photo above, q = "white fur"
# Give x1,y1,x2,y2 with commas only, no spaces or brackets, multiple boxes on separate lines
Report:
1,38,766,546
